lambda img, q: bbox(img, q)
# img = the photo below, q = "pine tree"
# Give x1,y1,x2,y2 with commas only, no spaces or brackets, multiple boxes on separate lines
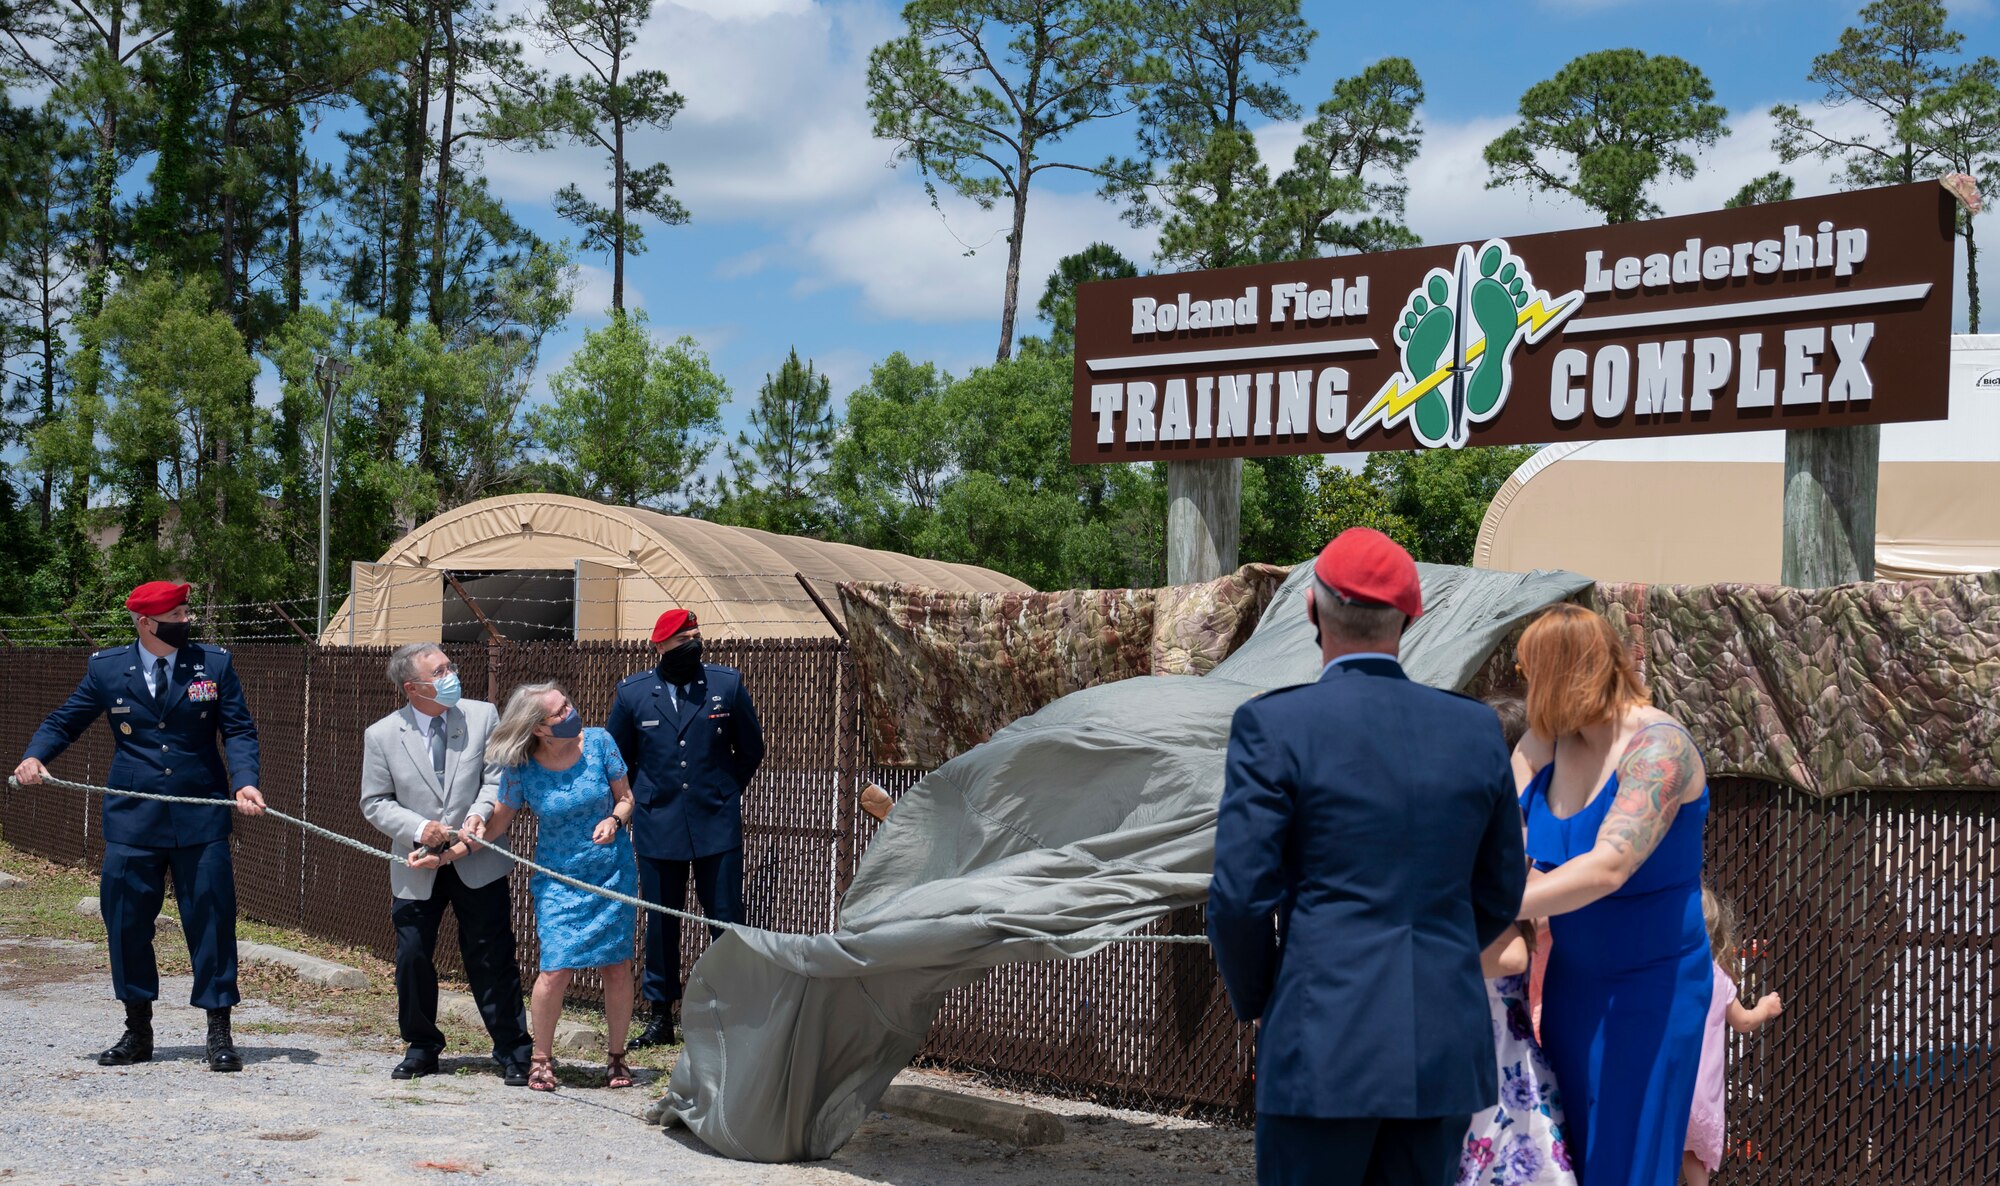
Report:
719,348,837,537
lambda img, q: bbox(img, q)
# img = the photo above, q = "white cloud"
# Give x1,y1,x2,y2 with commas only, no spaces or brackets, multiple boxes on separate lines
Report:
482,0,898,220
566,263,642,320
789,184,1159,325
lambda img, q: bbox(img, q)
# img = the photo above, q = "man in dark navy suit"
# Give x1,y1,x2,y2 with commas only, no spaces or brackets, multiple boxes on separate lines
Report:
1208,530,1526,1186
605,608,764,1048
14,581,264,1072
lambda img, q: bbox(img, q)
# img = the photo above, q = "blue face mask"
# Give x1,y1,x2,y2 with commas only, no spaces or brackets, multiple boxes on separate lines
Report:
427,671,462,708
549,707,583,739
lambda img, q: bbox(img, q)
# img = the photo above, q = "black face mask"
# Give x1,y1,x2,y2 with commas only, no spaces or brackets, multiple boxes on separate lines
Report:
658,639,703,685
152,619,194,649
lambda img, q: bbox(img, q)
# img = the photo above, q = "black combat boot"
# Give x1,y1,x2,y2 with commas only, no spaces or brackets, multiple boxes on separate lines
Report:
205,1007,242,1072
627,1001,676,1049
98,1001,154,1067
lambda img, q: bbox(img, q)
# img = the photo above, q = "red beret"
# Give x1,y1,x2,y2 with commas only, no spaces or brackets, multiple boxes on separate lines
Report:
1312,529,1422,620
651,608,698,643
125,581,190,616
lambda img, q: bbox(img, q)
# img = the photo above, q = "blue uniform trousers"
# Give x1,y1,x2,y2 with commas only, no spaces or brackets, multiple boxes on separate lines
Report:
1254,1114,1465,1186
102,839,240,1010
636,849,742,1004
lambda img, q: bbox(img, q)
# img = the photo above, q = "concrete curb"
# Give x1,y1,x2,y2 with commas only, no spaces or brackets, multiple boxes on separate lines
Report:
238,940,368,990
881,1083,1065,1147
440,990,603,1055
73,896,177,933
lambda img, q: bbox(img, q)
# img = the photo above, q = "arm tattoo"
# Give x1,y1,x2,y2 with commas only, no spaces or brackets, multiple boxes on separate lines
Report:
1598,725,1702,866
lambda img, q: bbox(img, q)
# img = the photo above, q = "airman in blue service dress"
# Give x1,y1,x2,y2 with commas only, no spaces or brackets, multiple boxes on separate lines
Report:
14,581,263,1072
1208,531,1527,1186
605,609,764,1048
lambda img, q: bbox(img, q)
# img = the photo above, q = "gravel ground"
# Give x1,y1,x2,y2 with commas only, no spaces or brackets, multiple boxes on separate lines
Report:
0,935,1253,1186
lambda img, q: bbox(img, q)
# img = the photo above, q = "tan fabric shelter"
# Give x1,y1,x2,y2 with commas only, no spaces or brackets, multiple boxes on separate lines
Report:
1475,336,2000,585
322,494,1031,645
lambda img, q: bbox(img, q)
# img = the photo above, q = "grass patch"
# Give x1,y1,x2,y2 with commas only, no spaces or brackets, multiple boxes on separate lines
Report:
0,837,682,1076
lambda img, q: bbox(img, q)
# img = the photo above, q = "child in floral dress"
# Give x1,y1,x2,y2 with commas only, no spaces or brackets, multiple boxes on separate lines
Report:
1456,928,1576,1186
1456,698,1575,1186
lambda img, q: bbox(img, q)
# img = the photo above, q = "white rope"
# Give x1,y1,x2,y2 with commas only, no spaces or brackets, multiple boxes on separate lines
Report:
9,775,1210,947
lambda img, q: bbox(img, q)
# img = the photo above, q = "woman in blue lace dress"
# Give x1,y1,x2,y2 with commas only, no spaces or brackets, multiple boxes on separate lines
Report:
476,682,637,1092
1512,606,1711,1186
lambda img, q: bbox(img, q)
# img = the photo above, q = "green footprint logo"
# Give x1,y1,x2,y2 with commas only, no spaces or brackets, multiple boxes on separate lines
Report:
1466,243,1533,423
1395,272,1457,448
1359,237,1583,451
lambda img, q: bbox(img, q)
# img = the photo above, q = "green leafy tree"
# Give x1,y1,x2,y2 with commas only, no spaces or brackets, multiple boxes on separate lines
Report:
0,103,85,530
1307,466,1414,554
1241,454,1324,566
1725,171,1796,208
1900,59,1999,330
829,351,1159,587
918,353,1158,588
827,352,956,552
1770,0,1962,190
522,0,687,313
1310,447,1535,566
1263,57,1425,259
1485,48,1728,224
1024,242,1140,356
867,0,1153,362
265,242,575,581
0,478,54,615
717,348,838,537
73,275,280,607
529,312,724,509
1111,0,1313,271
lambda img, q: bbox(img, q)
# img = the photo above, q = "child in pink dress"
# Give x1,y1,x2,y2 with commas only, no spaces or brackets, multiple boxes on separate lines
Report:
1684,888,1783,1186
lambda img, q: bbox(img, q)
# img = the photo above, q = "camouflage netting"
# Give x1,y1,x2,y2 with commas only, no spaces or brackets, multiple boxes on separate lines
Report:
844,568,2000,797
840,564,1290,768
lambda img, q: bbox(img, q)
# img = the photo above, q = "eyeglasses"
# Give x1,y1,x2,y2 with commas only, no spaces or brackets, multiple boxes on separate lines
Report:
426,663,459,678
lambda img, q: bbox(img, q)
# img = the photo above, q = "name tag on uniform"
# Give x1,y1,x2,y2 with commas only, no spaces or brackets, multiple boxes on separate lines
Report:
640,719,660,728
111,706,131,714
189,680,219,702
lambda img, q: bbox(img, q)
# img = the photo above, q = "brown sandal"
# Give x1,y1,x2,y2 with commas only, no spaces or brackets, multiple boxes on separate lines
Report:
528,1053,558,1092
606,1049,633,1090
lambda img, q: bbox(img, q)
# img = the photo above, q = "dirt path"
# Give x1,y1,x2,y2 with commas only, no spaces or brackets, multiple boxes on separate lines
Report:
0,934,1252,1186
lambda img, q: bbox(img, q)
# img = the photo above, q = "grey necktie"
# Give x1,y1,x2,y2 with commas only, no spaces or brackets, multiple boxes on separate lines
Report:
429,719,446,783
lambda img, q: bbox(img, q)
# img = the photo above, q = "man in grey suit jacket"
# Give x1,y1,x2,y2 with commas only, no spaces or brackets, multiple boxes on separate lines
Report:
360,643,532,1085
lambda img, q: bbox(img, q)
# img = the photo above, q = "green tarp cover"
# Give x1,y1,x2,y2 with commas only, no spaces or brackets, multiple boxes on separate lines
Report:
661,563,1591,1162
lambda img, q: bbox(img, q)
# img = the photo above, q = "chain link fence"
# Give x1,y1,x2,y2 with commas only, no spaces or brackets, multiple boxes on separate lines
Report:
1,642,1993,1182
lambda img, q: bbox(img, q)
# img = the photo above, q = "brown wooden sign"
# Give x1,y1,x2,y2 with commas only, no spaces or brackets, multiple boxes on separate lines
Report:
1070,182,1956,463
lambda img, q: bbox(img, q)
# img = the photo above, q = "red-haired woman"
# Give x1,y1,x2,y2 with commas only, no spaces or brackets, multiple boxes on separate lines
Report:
1512,605,1710,1186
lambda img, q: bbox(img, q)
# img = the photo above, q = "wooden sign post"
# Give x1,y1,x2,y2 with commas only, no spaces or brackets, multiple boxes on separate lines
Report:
1166,458,1239,584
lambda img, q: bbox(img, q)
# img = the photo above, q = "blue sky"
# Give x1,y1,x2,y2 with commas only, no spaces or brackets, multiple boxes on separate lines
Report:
467,0,1993,454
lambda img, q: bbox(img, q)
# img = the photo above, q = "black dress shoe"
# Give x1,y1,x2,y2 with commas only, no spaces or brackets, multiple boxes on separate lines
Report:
206,1007,243,1073
98,1027,153,1067
627,1005,676,1050
501,1057,531,1087
392,1049,440,1080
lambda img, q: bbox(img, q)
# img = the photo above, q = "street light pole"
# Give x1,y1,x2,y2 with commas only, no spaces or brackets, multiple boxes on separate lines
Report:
313,355,353,638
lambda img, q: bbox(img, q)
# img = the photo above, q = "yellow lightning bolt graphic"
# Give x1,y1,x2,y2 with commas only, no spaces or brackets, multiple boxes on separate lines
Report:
1349,294,1580,435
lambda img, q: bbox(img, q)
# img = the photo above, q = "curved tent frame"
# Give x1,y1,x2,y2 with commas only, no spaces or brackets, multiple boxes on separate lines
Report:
1475,336,2000,585
321,494,1031,645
